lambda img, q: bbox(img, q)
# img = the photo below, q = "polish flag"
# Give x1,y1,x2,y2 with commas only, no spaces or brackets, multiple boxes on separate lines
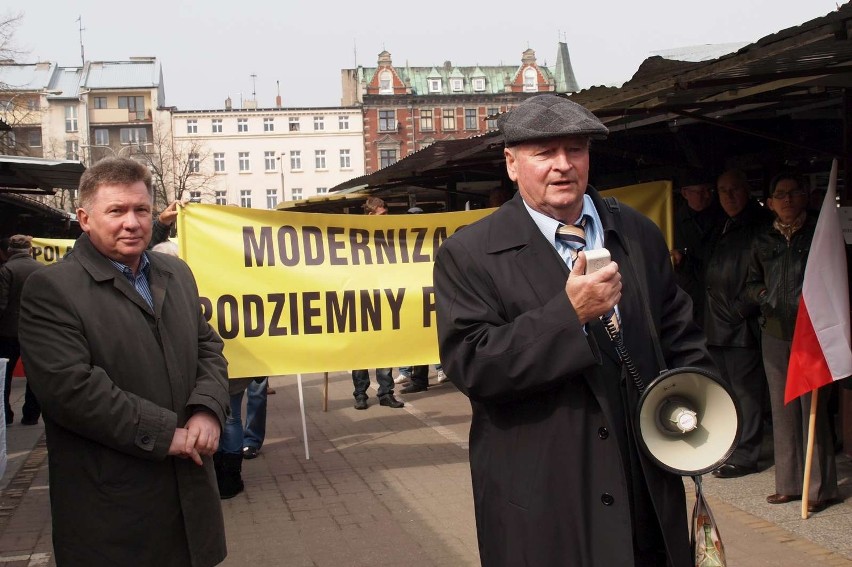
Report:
786,159,852,403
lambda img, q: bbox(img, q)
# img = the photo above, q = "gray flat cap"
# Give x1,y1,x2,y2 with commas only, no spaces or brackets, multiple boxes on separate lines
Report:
498,94,608,146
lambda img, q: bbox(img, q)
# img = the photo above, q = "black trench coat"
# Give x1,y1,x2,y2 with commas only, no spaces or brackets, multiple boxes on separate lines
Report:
434,190,713,566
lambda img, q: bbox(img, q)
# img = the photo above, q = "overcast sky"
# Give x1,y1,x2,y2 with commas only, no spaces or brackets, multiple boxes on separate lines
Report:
8,0,842,110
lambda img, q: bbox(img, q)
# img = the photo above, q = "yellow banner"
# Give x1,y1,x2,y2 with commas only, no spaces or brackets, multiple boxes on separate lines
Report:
602,181,674,249
30,238,75,265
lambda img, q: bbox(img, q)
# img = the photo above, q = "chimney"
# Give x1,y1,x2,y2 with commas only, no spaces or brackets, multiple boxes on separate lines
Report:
225,96,232,110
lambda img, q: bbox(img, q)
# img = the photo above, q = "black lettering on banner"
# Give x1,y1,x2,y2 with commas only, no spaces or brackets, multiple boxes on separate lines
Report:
44,246,56,262
411,228,429,262
244,226,274,267
303,226,325,266
327,227,348,266
302,291,322,334
278,226,300,266
243,294,265,337
360,289,381,331
268,293,288,336
349,229,371,265
31,247,43,260
374,229,397,264
432,227,448,255
398,229,410,263
422,286,436,327
199,296,213,322
384,288,405,329
327,290,356,332
217,295,240,339
288,292,300,334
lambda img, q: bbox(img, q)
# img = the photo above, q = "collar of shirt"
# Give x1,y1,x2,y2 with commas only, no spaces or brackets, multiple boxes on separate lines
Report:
108,252,151,279
521,194,604,251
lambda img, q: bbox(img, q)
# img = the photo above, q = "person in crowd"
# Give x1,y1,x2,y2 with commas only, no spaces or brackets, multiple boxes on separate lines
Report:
18,158,230,566
434,94,715,566
214,376,262,498
705,169,772,478
0,235,44,425
150,198,187,247
746,172,839,513
241,376,271,457
395,364,447,390
672,173,725,327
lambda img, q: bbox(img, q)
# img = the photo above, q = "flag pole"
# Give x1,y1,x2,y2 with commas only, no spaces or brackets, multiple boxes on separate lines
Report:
801,388,819,519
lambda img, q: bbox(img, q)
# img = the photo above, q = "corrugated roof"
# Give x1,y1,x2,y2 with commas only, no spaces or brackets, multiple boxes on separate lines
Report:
47,67,83,99
83,60,161,89
0,63,56,91
0,155,86,195
650,42,750,63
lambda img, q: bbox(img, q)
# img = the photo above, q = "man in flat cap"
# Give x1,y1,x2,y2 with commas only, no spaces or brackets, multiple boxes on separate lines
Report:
434,94,713,566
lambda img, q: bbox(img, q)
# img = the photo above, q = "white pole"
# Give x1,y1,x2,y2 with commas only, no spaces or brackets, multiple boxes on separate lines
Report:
297,373,310,460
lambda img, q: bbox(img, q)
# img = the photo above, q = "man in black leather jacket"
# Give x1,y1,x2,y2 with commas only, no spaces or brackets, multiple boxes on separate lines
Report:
706,170,772,479
745,172,839,513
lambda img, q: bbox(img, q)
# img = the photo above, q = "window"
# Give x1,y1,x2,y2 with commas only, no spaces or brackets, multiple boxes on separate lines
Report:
263,117,274,132
27,98,39,111
523,68,538,92
317,187,328,195
289,117,300,131
93,129,108,146
338,115,349,130
189,190,201,202
240,189,252,208
264,151,276,171
379,110,396,132
237,118,248,132
339,149,351,168
188,153,200,173
313,116,324,131
451,78,463,92
239,152,250,171
465,108,477,130
65,140,79,160
429,79,442,93
420,109,433,131
290,151,301,170
315,150,326,169
266,189,278,209
291,187,302,200
379,149,397,169
215,190,227,205
486,107,499,130
473,77,486,92
442,108,456,130
212,119,223,133
119,128,147,144
186,119,198,134
379,70,393,94
65,106,78,132
118,96,145,119
213,153,225,172
28,130,42,147
93,96,107,109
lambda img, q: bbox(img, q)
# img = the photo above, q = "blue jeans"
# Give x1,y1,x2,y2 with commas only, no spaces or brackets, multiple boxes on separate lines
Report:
221,377,268,454
352,368,393,398
220,392,245,455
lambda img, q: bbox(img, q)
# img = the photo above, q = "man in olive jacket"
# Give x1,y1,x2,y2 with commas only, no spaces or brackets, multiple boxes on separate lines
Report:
19,158,230,567
434,95,714,566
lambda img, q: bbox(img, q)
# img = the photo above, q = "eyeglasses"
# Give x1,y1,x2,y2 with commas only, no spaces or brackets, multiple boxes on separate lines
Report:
770,190,806,200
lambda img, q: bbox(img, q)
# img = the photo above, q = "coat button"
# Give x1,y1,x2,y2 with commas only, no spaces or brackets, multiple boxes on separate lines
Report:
141,435,152,445
598,427,609,439
601,493,615,506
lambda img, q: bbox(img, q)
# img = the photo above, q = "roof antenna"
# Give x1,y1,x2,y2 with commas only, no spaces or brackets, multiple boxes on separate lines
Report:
77,16,85,64
250,73,257,100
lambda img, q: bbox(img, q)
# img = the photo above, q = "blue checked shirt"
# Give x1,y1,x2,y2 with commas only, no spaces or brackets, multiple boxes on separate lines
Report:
109,253,154,310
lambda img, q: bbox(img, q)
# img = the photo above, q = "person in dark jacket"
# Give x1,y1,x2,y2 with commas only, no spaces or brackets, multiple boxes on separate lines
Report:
0,235,44,425
746,172,839,514
706,170,772,478
435,94,714,567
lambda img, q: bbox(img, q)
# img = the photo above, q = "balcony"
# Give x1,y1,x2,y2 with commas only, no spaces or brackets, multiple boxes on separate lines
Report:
89,108,152,124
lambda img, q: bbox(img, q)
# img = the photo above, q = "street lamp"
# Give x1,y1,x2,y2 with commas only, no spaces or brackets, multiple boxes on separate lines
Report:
79,142,150,165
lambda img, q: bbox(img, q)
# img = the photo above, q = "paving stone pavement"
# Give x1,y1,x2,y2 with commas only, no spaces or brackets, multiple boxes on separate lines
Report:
2,371,852,566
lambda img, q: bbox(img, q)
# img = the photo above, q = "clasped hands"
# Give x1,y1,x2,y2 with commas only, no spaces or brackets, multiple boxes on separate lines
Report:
566,252,622,325
168,411,221,466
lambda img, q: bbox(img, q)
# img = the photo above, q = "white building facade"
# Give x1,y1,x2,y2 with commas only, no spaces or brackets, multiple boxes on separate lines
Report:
170,106,364,208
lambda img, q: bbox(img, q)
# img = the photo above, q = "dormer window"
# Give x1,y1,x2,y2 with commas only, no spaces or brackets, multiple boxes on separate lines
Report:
472,78,486,92
523,68,538,92
379,70,393,94
450,78,463,92
429,79,442,93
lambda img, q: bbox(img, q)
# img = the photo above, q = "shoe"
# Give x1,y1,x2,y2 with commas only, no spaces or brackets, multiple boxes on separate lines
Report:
711,464,756,479
354,396,368,410
393,373,411,385
242,446,260,459
20,417,39,426
379,394,404,408
267,387,276,394
400,383,428,394
5,409,13,426
214,453,244,499
807,499,839,514
766,493,801,504
436,369,449,383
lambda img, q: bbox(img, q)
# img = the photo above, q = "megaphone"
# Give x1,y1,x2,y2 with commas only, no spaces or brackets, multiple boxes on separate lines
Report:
635,367,741,476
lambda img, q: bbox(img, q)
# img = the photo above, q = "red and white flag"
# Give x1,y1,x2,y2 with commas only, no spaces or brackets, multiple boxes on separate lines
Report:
786,159,852,403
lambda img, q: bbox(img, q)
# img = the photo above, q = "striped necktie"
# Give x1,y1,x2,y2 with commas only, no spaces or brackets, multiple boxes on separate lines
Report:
556,217,587,262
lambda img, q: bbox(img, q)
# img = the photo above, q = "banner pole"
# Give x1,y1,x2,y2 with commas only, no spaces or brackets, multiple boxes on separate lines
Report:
323,372,329,412
297,373,310,460
801,389,819,519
